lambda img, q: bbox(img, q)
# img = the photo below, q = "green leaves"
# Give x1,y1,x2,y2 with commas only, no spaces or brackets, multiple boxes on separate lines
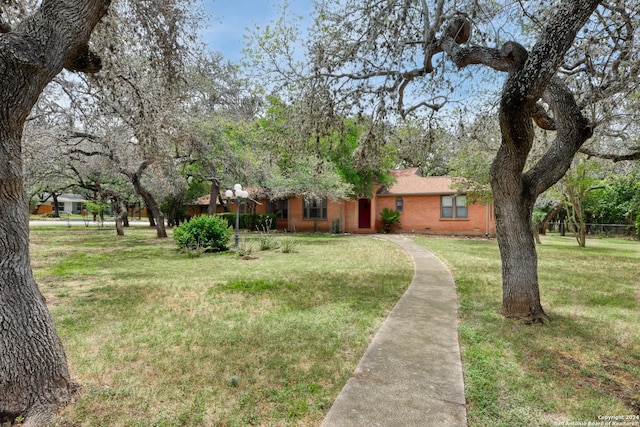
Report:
173,215,232,252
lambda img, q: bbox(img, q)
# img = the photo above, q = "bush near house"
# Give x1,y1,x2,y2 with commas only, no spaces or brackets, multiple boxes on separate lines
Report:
380,207,401,233
216,213,277,231
173,215,232,252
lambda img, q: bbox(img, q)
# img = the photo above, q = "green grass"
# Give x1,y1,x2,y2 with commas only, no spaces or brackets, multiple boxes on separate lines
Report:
416,235,640,427
28,227,413,426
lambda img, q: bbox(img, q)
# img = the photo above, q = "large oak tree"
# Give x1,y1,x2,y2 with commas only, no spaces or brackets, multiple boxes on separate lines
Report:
0,1,111,424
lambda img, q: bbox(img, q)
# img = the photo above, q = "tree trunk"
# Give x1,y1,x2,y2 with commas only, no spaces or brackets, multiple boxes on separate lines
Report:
0,133,76,425
147,207,156,227
102,190,128,236
0,1,110,423
207,179,220,215
166,192,184,227
131,176,167,238
491,180,549,322
139,190,166,237
115,200,127,236
490,137,550,322
123,208,130,227
538,203,564,235
51,192,60,218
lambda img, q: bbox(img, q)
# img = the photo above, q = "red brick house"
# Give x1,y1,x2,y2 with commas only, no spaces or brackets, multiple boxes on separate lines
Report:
191,168,495,236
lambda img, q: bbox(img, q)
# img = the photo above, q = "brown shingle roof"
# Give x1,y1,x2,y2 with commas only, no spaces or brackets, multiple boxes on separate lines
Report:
195,195,215,206
378,168,456,195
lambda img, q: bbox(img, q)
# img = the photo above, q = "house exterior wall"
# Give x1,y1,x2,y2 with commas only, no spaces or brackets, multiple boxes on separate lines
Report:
281,194,494,235
376,194,495,235
183,179,496,236
32,200,85,215
33,204,53,214
340,199,377,233
286,197,344,233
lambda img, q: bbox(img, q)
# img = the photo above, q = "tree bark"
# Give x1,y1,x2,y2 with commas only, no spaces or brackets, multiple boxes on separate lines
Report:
102,190,128,236
0,132,78,426
538,203,564,235
0,1,111,423
51,192,61,217
147,207,157,227
207,179,220,215
115,200,128,236
166,192,184,227
128,162,167,238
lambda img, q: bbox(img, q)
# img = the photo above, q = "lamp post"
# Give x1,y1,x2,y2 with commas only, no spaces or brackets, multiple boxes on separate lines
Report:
225,184,249,248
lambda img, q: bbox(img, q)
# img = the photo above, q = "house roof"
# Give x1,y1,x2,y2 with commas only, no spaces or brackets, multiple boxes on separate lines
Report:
194,188,263,206
194,195,219,206
377,168,456,196
36,193,89,203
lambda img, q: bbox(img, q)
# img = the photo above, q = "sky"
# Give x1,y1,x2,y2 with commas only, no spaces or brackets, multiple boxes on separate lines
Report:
202,0,313,63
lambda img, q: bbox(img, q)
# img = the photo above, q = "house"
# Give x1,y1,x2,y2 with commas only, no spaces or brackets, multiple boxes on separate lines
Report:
283,168,494,235
31,193,88,215
371,168,495,236
191,168,496,236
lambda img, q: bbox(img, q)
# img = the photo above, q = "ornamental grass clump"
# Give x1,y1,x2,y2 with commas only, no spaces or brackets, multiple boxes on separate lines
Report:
173,215,232,252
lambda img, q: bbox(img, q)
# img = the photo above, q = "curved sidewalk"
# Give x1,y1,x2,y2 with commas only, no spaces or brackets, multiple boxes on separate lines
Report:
320,234,467,427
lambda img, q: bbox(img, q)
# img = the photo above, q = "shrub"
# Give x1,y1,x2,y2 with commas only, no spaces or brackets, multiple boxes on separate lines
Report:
257,233,277,251
216,212,277,231
278,236,298,253
173,215,232,252
380,208,401,233
237,239,256,257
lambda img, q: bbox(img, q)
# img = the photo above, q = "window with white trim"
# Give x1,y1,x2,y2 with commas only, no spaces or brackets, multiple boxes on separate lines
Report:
441,195,468,218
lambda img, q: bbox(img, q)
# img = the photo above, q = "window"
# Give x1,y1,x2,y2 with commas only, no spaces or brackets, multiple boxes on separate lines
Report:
230,198,251,214
269,199,289,219
395,197,403,212
441,195,467,219
303,197,327,219
239,199,251,214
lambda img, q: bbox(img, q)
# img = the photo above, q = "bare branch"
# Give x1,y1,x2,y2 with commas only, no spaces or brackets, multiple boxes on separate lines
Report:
579,146,640,162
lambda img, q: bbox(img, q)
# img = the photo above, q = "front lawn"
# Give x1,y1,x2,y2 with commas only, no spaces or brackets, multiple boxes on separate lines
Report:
28,228,413,426
417,235,640,427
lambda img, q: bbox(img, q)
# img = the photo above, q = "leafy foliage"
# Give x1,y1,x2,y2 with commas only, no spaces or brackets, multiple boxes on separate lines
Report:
380,208,401,233
173,215,232,252
380,208,401,226
584,169,640,225
216,213,277,231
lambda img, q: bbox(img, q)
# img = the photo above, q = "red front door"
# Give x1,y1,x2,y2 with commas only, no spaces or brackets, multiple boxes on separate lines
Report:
358,199,371,229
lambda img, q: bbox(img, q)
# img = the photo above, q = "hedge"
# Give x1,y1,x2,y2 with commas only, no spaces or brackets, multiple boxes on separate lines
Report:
216,213,277,231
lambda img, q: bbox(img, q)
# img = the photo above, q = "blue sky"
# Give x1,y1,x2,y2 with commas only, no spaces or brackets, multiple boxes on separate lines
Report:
202,0,312,63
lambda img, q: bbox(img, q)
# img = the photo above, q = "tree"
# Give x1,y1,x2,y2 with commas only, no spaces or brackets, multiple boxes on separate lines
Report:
553,155,602,247
39,0,206,238
0,1,111,424
584,165,640,226
426,4,598,322
184,55,263,215
253,0,640,321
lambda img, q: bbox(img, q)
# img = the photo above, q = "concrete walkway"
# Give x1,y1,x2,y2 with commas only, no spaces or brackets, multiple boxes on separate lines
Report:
320,234,467,427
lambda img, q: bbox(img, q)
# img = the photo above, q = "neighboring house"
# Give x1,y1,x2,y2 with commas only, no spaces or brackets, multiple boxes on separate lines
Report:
190,168,496,236
32,193,88,215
